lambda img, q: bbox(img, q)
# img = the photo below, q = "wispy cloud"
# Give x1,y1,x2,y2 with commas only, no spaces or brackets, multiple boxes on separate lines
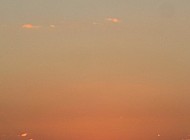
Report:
106,17,121,23
22,24,40,29
92,22,101,25
49,24,56,28
20,133,28,137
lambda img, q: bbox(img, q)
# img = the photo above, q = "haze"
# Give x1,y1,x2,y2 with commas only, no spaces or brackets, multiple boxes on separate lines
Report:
0,0,190,140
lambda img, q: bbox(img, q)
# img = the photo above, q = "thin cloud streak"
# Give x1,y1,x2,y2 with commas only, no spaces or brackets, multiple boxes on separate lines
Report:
22,24,40,29
49,24,56,28
20,133,28,137
106,17,121,23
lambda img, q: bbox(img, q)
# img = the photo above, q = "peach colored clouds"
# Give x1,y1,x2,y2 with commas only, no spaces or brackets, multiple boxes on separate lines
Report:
22,24,40,29
106,17,121,23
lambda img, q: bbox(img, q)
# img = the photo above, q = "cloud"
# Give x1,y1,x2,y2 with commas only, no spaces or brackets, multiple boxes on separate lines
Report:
106,17,121,23
20,133,28,137
92,22,101,25
49,25,56,28
22,24,40,29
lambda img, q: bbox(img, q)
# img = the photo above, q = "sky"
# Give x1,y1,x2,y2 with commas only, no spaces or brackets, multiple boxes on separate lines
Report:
0,0,190,140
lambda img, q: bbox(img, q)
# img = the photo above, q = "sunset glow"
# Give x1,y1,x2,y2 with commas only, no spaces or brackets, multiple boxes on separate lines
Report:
1,0,190,140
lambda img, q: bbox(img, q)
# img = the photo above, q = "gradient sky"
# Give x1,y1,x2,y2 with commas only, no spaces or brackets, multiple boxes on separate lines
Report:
1,0,190,140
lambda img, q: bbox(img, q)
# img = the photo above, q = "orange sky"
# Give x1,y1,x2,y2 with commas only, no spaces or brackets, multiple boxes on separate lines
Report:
1,0,190,140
